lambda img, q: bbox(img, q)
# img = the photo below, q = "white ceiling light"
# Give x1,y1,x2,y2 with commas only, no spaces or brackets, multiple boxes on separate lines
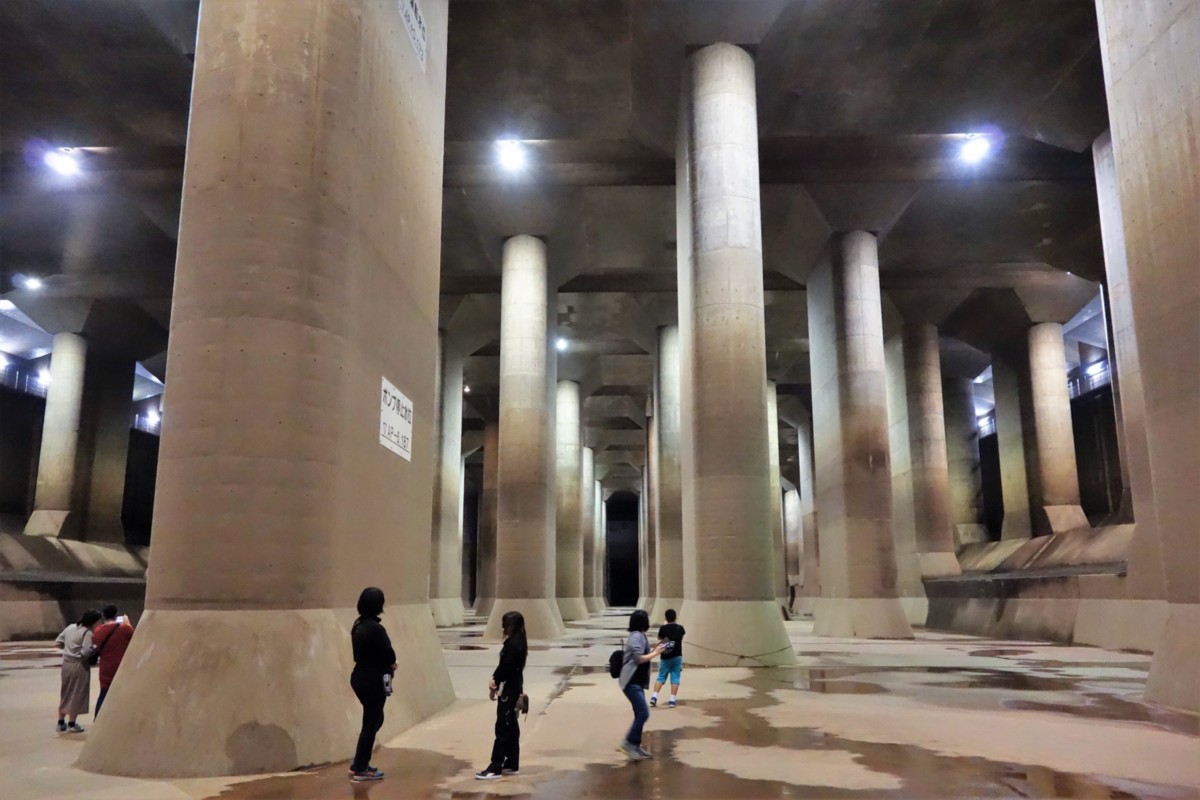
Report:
148,410,161,425
37,369,51,387
44,149,81,176
959,135,991,164
555,337,568,352
22,277,44,291
495,139,527,172
463,385,471,394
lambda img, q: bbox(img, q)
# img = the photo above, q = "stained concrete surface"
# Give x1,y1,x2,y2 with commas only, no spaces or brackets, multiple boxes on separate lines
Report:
2,612,1197,799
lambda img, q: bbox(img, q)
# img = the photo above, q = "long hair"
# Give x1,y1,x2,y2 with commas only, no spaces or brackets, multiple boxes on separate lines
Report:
628,609,650,633
77,609,102,629
501,610,527,653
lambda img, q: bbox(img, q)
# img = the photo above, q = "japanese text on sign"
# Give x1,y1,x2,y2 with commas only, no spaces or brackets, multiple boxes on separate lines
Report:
380,377,413,461
399,0,427,71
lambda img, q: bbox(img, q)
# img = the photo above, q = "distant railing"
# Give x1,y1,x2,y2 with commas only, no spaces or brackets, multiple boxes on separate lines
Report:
1069,360,1111,398
977,412,996,438
132,413,162,435
0,363,48,398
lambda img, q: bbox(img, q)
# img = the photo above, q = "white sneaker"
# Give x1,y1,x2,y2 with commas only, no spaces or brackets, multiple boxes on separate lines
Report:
668,697,677,708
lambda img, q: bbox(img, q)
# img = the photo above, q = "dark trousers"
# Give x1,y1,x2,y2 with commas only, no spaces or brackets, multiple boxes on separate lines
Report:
95,686,110,717
351,675,386,772
623,682,649,746
488,693,521,771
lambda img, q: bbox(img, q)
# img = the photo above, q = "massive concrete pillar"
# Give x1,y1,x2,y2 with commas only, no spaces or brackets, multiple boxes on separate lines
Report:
637,468,655,611
475,420,499,617
24,334,134,543
486,235,564,639
643,417,658,612
677,43,794,666
1022,323,1089,534
808,231,914,639
596,483,608,605
1083,132,1165,651
783,487,803,609
943,376,985,543
554,381,587,621
581,447,603,612
78,0,454,777
902,325,959,574
650,325,683,622
430,334,464,627
796,416,820,616
885,333,924,621
767,382,789,614
1095,0,1200,712
992,358,1033,539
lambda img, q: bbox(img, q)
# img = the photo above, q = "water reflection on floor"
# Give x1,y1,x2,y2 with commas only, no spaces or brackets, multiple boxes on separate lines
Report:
210,617,1199,800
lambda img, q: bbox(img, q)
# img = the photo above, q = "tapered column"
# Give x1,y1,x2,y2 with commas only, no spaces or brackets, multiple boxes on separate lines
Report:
1022,323,1088,534
486,235,564,639
79,0,454,777
808,231,913,638
637,470,654,611
992,358,1032,539
475,420,500,617
651,325,683,622
596,484,607,605
902,325,961,574
643,418,658,612
554,381,587,620
796,417,820,616
783,488,802,610
677,43,795,666
1095,0,1199,710
430,333,465,626
767,382,789,613
29,333,89,537
943,376,985,542
26,333,134,542
581,447,603,612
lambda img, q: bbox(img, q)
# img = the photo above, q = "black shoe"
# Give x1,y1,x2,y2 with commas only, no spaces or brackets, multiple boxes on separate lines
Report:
475,768,503,780
349,768,384,782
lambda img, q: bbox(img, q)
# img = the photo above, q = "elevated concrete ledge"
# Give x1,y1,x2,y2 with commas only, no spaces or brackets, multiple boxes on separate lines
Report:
956,525,1133,574
926,562,1127,585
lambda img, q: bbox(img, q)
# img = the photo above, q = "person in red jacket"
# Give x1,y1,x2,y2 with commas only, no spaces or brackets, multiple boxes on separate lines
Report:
92,604,134,716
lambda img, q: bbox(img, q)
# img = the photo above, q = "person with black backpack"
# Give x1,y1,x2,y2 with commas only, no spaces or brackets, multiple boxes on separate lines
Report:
616,609,668,760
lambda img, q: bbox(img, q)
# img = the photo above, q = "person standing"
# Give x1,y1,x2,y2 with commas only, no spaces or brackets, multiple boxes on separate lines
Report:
650,608,685,708
348,587,396,783
476,611,528,780
54,610,101,733
618,609,667,760
92,604,135,716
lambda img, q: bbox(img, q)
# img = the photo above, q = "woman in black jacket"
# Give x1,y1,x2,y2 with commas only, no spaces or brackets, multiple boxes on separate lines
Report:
476,610,527,780
348,587,396,783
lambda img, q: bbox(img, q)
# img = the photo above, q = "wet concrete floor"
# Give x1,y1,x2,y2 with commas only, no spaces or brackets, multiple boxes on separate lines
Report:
207,616,1199,800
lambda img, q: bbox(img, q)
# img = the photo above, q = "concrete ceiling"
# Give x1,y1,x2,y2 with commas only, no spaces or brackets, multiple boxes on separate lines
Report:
1,0,1112,471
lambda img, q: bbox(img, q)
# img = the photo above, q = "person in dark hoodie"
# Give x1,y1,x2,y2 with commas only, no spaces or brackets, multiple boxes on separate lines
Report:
348,587,396,783
475,610,528,780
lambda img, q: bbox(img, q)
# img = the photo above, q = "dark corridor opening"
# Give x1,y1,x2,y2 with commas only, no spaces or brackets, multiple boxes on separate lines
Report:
605,491,639,606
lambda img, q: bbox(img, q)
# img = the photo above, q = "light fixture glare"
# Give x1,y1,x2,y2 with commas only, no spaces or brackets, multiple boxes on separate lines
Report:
37,369,51,387
555,337,568,352
959,136,991,164
44,149,80,176
23,277,44,291
495,139,527,171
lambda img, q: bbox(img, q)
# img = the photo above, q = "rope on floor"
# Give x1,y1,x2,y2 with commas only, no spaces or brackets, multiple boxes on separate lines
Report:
686,641,796,668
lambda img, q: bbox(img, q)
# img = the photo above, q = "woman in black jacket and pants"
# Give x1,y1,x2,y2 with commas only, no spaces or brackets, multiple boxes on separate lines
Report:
348,587,396,782
476,611,527,780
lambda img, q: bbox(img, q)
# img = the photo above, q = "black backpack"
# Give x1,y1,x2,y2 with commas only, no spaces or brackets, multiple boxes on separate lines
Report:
608,647,623,679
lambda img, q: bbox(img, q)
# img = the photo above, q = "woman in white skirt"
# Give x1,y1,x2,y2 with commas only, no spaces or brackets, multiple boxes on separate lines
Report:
54,609,101,733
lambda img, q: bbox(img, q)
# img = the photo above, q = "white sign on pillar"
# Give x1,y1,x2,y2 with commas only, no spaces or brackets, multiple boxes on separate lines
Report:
399,0,427,71
380,377,414,461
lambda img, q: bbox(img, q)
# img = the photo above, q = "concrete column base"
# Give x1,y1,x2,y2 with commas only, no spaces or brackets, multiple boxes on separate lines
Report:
484,598,565,641
1035,505,1090,534
776,597,792,620
475,597,496,618
429,597,465,627
556,597,590,622
1074,597,1167,652
917,552,962,578
636,596,653,611
814,598,915,639
899,596,929,627
77,604,453,778
650,597,684,624
1146,603,1200,713
584,597,607,613
679,600,796,667
954,524,990,547
23,510,73,538
794,596,818,617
